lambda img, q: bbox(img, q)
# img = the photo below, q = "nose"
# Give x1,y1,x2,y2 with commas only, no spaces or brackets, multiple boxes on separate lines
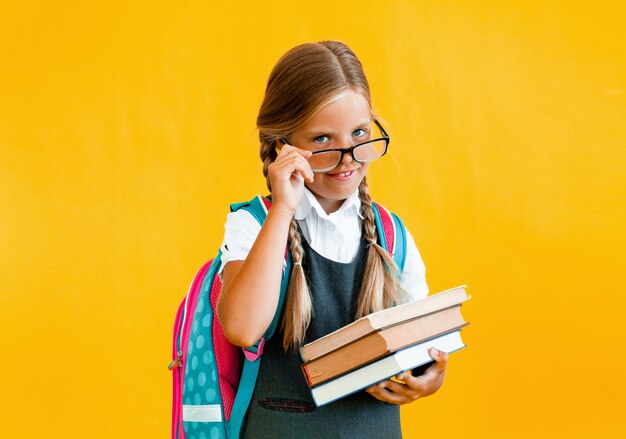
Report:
339,138,355,164
340,149,354,164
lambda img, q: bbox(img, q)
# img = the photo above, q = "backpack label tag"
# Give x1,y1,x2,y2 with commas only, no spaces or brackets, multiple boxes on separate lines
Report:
182,404,223,422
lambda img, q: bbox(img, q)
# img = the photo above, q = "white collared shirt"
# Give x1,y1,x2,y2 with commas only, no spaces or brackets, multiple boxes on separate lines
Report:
218,188,429,301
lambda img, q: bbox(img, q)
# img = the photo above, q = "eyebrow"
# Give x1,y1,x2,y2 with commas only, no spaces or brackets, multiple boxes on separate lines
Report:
304,121,371,136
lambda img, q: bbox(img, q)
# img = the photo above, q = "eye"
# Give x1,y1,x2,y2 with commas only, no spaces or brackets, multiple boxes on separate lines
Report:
313,135,330,143
352,128,367,138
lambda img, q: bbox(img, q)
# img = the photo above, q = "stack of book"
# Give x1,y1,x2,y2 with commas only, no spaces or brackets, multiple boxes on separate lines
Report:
300,285,471,406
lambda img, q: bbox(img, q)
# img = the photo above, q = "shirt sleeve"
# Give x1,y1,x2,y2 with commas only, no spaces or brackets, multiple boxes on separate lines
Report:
400,227,429,301
217,209,262,280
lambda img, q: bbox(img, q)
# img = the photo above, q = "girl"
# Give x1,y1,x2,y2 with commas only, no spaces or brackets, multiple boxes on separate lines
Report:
216,41,448,438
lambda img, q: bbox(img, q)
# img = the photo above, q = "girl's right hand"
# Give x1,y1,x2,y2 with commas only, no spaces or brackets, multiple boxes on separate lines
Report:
267,142,315,214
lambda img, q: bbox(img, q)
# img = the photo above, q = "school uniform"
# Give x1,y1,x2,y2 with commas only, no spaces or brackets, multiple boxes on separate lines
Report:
218,188,429,438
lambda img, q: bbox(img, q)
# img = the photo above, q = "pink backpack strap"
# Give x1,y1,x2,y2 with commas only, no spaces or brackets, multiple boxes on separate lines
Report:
372,202,396,255
371,201,407,272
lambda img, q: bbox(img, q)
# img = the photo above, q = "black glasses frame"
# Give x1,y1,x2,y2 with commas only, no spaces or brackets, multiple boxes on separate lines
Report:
281,118,390,173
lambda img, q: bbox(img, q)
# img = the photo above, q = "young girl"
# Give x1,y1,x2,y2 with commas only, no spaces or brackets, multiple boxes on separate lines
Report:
216,41,449,438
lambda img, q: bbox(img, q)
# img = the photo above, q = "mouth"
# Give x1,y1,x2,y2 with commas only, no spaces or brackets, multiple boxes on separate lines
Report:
327,169,358,181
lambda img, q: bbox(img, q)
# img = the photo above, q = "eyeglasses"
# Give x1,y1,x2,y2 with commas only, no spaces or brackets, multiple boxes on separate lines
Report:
281,118,390,173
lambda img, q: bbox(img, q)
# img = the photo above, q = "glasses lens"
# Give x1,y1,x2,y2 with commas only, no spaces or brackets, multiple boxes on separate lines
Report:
353,139,387,163
308,151,342,172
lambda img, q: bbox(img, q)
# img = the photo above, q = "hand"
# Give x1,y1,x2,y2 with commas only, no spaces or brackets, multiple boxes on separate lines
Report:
267,142,315,215
365,348,448,405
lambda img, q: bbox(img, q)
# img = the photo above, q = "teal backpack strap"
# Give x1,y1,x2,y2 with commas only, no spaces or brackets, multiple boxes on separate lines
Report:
230,195,270,224
229,254,292,439
227,195,292,439
390,213,407,273
371,202,408,273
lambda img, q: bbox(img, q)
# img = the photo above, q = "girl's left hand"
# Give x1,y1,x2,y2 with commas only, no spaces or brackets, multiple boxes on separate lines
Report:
365,348,448,405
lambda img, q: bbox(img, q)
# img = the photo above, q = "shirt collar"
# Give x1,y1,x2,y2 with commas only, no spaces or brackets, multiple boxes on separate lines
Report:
294,187,364,221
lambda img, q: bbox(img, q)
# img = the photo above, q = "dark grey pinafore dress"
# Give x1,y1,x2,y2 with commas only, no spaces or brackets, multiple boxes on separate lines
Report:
242,230,402,439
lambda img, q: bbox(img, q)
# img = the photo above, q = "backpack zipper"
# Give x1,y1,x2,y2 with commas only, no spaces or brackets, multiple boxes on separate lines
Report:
168,351,183,370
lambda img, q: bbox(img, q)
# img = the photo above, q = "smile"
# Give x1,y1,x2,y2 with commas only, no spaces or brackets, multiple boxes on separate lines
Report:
328,169,357,181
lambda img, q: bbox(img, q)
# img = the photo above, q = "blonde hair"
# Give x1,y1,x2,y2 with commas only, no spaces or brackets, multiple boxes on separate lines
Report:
257,41,409,351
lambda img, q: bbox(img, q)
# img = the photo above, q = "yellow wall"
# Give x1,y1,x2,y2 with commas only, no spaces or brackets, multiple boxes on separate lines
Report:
1,1,624,437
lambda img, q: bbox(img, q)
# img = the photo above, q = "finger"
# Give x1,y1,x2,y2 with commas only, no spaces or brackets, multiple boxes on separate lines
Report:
381,379,421,399
275,151,314,182
378,379,416,399
395,372,428,394
276,142,313,159
274,149,312,169
366,382,413,405
275,142,295,157
429,348,449,373
295,147,313,158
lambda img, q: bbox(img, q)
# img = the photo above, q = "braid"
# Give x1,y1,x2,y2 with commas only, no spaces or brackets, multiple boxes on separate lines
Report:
281,218,313,351
258,131,305,349
359,179,380,248
356,178,409,318
259,133,278,191
259,131,313,351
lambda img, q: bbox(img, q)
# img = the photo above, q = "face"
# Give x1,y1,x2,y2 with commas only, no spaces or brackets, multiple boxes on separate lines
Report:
288,89,372,214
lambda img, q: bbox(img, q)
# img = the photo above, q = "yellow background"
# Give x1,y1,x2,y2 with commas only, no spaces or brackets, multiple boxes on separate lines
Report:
1,1,625,437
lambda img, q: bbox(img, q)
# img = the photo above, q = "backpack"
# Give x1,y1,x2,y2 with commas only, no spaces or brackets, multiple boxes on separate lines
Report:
169,195,408,439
